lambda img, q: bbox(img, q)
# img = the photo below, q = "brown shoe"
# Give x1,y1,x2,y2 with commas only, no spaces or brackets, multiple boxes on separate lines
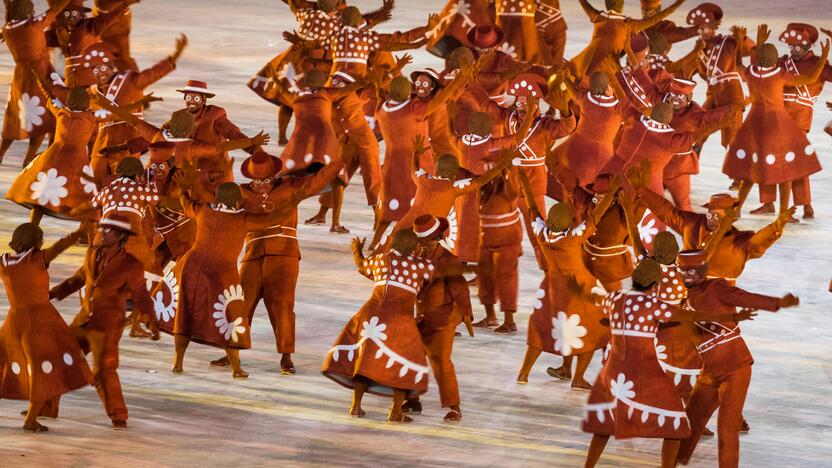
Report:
210,356,231,367
493,323,517,334
129,327,152,339
22,421,49,432
443,409,462,423
803,205,815,220
546,366,572,381
233,369,250,380
388,413,414,423
401,400,422,415
701,427,715,437
750,203,775,215
472,318,498,328
112,420,128,430
741,419,750,433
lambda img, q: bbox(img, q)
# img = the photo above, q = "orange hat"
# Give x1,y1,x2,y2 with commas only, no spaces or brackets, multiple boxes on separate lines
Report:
176,80,216,98
414,215,449,239
686,3,722,26
779,23,819,46
99,214,138,235
410,68,443,85
587,173,614,194
241,151,282,180
63,0,92,12
641,0,662,10
467,25,505,49
81,43,116,70
148,141,176,164
678,249,707,269
507,73,548,99
669,77,696,95
702,193,735,210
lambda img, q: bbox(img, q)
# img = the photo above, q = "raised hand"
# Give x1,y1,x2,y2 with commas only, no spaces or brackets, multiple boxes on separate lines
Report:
140,92,164,105
380,0,395,20
778,293,800,308
427,13,441,31
172,34,188,62
413,134,428,156
251,131,270,147
731,25,747,42
756,24,770,45
351,236,366,254
283,30,303,45
821,38,831,59
395,53,413,71
734,309,758,321
625,160,651,190
774,205,798,229
822,28,832,40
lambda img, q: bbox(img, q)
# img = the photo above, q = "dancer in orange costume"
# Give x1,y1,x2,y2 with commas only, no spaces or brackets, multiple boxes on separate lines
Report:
93,0,139,71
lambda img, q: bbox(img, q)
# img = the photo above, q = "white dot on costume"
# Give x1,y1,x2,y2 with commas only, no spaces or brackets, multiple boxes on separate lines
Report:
752,153,758,163
638,316,645,323
389,199,399,210
660,303,668,310
41,361,53,374
63,353,73,365
765,154,776,165
391,259,398,266
402,261,409,267
625,299,632,306
735,149,746,159
637,296,644,302
785,152,795,162
284,159,296,169
410,198,415,206
665,311,672,318
628,314,635,321
625,323,632,329
645,302,653,308
804,145,814,155
536,289,545,298
634,324,641,331
613,313,619,319
428,264,435,271
324,154,332,164
397,276,404,282
304,153,314,163
423,273,430,280
660,293,667,298
11,362,20,374
418,263,425,269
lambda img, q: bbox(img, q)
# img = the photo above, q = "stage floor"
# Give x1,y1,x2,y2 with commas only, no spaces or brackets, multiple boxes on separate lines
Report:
0,1,830,466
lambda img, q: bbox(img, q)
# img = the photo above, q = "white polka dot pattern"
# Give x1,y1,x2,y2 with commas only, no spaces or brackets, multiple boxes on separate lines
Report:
92,178,159,218
360,251,436,294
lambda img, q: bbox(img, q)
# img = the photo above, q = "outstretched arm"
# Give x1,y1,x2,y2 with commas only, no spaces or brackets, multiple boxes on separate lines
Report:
363,0,395,28
460,151,516,195
516,170,543,220
219,131,270,153
42,222,87,266
618,190,648,259
787,39,831,86
631,0,687,33
578,0,601,20
745,206,793,258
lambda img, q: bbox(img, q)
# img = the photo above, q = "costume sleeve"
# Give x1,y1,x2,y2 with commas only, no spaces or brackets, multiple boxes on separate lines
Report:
291,155,346,199
133,57,176,91
42,231,82,266
822,61,832,83
212,109,249,141
636,186,700,234
90,4,126,36
539,114,576,139
50,266,86,300
378,28,428,50
746,221,784,259
716,281,781,311
179,195,201,219
357,255,376,280
662,24,699,44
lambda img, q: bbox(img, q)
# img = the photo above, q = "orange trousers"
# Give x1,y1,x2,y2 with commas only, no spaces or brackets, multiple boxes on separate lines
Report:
67,324,128,422
240,255,299,354
320,127,381,208
417,307,461,408
678,365,752,468
757,177,811,205
664,173,692,211
477,243,521,311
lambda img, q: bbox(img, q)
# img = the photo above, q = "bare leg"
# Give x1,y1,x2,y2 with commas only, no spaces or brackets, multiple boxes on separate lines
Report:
23,400,48,432
369,221,392,251
0,138,13,164
494,310,517,333
473,304,499,327
172,334,190,373
23,133,46,167
226,348,248,379
548,355,573,381
329,182,349,233
584,434,610,468
280,352,295,375
571,351,595,390
388,389,413,422
304,204,329,225
278,105,293,145
517,345,542,384
351,377,368,417
661,439,681,468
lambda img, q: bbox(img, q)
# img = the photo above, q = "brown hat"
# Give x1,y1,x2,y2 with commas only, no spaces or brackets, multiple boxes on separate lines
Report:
63,0,91,12
414,215,450,239
148,141,176,164
702,193,735,210
99,214,138,235
241,151,282,180
507,73,548,99
176,80,215,98
686,3,722,27
410,68,442,86
678,249,707,269
467,25,505,49
780,23,819,46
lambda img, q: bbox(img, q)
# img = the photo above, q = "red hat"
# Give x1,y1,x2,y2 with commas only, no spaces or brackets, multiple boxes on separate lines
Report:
507,73,548,99
678,249,707,269
176,80,216,98
99,214,138,235
241,151,282,180
587,173,614,194
124,137,149,155
641,0,662,10
686,3,722,27
630,34,649,53
467,25,505,49
669,77,697,95
410,68,443,85
702,193,736,210
63,0,92,12
780,23,819,46
148,141,176,164
71,43,116,86
414,215,450,239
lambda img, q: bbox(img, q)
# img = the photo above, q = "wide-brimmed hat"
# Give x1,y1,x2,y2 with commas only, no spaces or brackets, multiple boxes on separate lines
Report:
686,3,722,27
678,249,707,269
148,141,177,164
414,215,450,239
99,214,137,235
702,193,735,210
780,23,819,46
63,0,92,12
467,25,505,49
410,68,443,86
176,80,216,98
241,151,283,179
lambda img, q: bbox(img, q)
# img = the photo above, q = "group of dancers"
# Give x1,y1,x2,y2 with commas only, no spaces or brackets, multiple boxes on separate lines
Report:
0,0,828,466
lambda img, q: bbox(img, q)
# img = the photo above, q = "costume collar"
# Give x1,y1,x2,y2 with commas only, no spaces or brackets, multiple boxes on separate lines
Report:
587,91,619,107
640,115,674,133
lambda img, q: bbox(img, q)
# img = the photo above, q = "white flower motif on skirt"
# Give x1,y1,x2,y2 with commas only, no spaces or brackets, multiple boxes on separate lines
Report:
498,42,518,60
213,285,246,342
30,168,68,206
153,267,179,323
18,93,46,132
551,311,587,355
81,165,98,195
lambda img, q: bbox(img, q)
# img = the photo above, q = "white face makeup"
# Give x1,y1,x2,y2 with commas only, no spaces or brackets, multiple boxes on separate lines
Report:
184,93,205,112
415,76,434,97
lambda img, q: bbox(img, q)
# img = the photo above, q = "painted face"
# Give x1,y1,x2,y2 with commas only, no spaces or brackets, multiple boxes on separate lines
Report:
93,63,116,86
61,8,84,29
415,75,435,98
697,22,719,40
682,267,705,287
789,44,811,59
97,227,124,248
514,95,529,112
668,93,690,110
705,208,724,231
150,161,171,181
183,92,206,113
250,178,274,194
331,77,348,88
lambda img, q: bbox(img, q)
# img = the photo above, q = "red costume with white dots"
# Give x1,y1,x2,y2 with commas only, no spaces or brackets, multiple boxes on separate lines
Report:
322,249,437,398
